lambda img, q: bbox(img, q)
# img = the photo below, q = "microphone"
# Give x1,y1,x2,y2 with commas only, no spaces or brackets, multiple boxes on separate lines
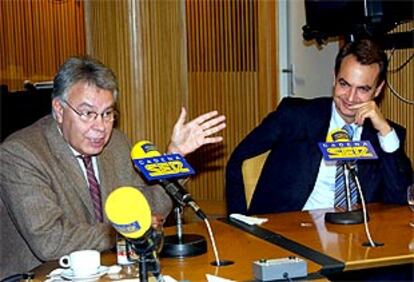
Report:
319,128,378,162
323,129,380,247
330,128,358,210
131,141,207,220
327,128,359,212
131,141,214,261
329,128,356,165
105,186,152,239
105,187,163,281
328,128,351,142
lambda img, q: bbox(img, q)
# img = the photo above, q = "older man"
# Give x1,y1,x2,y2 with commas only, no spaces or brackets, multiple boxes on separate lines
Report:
0,56,226,278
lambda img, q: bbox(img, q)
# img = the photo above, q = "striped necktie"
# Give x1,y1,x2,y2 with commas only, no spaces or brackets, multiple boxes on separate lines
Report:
80,156,103,222
334,125,358,208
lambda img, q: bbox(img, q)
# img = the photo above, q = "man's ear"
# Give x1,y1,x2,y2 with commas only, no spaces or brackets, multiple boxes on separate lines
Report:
52,98,64,123
374,80,385,98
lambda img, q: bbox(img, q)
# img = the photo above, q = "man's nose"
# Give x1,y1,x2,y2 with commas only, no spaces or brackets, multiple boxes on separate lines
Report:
91,114,106,130
346,88,357,102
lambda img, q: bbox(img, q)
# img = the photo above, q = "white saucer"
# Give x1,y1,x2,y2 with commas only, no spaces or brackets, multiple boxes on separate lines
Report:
61,266,108,281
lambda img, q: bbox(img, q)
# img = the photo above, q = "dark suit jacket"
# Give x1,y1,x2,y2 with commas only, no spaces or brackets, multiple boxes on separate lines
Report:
226,97,412,215
0,115,172,279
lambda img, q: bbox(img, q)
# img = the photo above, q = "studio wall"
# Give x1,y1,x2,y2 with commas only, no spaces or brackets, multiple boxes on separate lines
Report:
2,1,412,219
0,0,85,90
84,0,278,218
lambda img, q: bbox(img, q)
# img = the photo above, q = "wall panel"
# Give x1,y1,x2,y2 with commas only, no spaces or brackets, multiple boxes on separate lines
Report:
85,0,187,154
184,0,277,207
0,0,85,91
381,22,414,167
85,0,278,219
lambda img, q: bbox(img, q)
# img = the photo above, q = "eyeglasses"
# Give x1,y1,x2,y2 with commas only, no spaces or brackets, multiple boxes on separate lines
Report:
61,99,118,123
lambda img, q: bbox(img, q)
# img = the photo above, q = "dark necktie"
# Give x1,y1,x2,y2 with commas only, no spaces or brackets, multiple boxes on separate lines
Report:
334,125,358,208
80,156,103,222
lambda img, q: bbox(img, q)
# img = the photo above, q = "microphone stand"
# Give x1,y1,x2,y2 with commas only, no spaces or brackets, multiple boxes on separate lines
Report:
126,229,164,282
325,162,365,225
325,163,383,248
163,207,234,267
162,202,233,266
161,206,207,258
154,177,230,264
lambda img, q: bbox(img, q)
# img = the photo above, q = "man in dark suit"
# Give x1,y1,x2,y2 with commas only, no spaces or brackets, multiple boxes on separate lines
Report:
0,56,226,279
226,39,412,215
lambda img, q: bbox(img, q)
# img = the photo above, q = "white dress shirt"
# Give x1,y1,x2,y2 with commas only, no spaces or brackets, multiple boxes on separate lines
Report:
71,147,101,183
57,125,101,183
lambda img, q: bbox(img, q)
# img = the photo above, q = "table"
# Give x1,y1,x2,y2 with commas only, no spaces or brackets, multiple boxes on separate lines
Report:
32,204,412,281
32,220,326,281
225,203,414,275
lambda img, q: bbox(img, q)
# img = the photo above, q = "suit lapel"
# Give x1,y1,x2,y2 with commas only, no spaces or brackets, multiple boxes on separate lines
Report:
44,117,96,220
96,150,115,222
358,120,379,189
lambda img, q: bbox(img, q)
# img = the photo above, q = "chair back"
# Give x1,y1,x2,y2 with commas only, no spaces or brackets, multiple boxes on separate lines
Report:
241,151,270,208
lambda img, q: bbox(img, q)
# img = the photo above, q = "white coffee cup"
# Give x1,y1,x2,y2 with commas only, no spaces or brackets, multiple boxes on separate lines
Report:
59,250,101,275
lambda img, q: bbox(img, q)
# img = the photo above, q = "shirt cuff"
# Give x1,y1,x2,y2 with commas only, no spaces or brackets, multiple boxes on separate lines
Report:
378,128,400,153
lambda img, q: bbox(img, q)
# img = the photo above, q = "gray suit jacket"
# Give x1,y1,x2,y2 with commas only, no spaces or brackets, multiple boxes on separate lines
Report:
0,115,172,279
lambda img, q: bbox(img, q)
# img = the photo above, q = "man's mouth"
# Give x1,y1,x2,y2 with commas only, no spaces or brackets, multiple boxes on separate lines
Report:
342,100,354,110
88,137,105,145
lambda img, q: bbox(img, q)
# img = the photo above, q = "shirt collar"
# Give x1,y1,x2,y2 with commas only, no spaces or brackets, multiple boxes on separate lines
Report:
56,124,94,159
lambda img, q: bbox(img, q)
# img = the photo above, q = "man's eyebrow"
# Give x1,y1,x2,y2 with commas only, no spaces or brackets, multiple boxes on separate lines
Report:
338,78,373,90
358,85,372,91
76,102,93,108
338,78,350,85
76,102,115,111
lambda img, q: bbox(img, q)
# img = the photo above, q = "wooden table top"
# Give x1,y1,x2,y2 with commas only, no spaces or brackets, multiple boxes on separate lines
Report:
225,203,414,273
31,203,412,281
32,220,326,281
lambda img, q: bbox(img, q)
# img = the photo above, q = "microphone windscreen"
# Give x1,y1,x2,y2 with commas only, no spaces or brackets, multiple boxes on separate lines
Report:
131,140,161,159
327,128,351,142
105,186,152,239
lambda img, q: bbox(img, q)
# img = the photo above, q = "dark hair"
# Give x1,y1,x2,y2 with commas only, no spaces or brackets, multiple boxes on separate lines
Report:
334,39,388,86
52,56,119,101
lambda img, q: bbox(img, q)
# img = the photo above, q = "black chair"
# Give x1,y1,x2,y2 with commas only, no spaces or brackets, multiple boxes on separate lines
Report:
1,85,52,142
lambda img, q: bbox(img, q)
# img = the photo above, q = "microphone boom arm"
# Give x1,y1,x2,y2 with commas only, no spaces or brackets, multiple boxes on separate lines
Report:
159,179,207,220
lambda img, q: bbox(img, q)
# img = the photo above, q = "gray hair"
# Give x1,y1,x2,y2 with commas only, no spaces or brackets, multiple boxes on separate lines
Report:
52,56,119,102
